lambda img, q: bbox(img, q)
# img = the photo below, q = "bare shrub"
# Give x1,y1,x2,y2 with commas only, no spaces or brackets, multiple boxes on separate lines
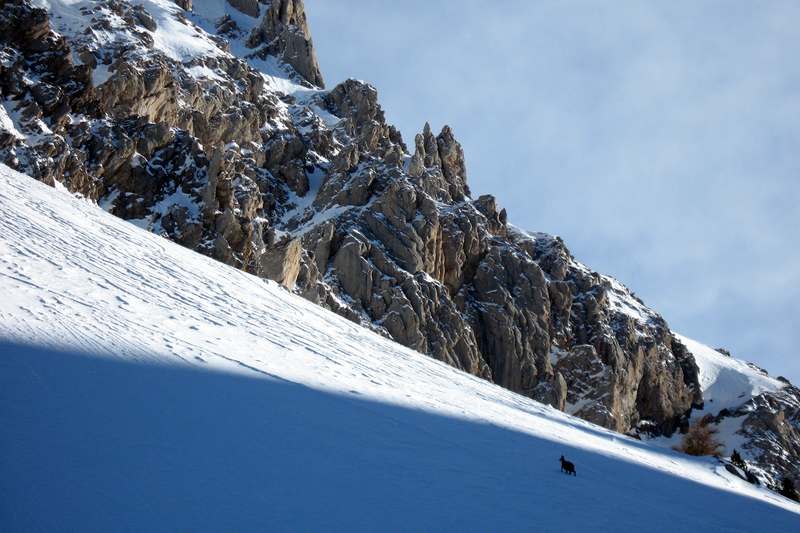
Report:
675,415,724,457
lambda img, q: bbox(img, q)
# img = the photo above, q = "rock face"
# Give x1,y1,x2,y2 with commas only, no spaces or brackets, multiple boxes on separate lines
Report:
711,382,800,491
1,0,797,492
227,0,260,18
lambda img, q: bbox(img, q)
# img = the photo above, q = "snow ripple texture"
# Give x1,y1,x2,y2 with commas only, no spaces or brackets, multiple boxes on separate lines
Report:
1,164,798,531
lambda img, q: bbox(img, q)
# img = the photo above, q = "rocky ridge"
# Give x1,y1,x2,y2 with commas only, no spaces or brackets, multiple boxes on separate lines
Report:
0,0,797,494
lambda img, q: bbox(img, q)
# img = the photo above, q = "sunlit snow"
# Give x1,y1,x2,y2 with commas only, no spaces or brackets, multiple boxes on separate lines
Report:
1,164,798,531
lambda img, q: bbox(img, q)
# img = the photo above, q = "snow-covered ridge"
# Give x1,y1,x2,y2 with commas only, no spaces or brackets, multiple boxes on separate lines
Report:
1,164,799,530
676,333,785,417
509,224,659,324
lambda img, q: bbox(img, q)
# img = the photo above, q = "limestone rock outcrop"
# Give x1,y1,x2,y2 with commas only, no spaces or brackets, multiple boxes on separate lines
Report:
408,122,470,202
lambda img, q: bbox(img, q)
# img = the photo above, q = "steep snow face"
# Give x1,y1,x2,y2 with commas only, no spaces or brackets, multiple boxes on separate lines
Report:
0,103,23,139
1,164,799,531
676,334,784,417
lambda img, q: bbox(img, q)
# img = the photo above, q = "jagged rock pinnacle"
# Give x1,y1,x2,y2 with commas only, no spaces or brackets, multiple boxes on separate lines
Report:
408,123,470,202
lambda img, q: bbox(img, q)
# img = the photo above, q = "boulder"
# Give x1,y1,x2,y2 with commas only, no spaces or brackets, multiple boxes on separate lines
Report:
261,239,303,288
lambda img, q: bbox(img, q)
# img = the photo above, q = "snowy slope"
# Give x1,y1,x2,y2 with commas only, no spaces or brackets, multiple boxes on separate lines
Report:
648,335,788,468
1,163,798,531
676,334,784,417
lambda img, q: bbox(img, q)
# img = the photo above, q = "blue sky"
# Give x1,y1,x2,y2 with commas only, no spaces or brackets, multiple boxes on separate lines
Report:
305,0,800,382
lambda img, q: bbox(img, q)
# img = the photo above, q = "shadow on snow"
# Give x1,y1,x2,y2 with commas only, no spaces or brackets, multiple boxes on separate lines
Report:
1,341,797,532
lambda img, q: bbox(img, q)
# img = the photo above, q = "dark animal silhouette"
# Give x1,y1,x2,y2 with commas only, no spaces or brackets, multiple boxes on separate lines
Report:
559,455,576,476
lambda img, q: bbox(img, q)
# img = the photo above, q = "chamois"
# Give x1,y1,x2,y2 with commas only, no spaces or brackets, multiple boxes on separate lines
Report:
559,455,576,476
